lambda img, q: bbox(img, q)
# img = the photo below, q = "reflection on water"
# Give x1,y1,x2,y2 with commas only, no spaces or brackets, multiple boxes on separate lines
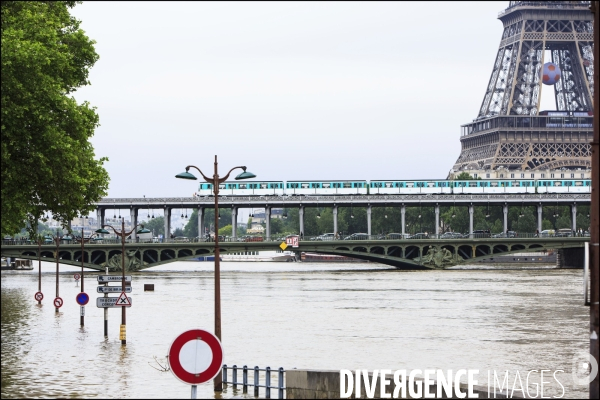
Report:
1,261,589,398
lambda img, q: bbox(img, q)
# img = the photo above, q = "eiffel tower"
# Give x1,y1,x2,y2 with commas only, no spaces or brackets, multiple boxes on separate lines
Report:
451,1,593,177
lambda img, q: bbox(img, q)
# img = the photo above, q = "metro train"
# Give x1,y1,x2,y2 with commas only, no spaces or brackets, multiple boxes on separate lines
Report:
198,179,591,196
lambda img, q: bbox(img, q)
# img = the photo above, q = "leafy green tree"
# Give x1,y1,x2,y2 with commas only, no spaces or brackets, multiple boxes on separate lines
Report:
139,216,164,237
1,1,109,236
454,172,474,180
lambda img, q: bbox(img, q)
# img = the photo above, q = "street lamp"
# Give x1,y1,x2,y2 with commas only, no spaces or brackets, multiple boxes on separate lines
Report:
95,220,150,345
176,155,255,392
78,228,102,326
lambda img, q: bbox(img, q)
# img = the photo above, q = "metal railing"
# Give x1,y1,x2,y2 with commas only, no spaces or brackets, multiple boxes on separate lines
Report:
222,364,285,399
1,232,591,246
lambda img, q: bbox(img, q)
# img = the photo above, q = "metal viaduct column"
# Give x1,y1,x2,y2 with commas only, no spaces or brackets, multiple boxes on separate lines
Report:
231,207,237,240
367,205,372,236
503,204,508,234
434,204,440,236
299,206,304,237
537,204,543,234
164,206,171,239
468,204,474,238
571,203,577,233
333,205,338,237
197,207,204,239
97,208,105,231
265,206,271,240
130,208,138,240
401,205,406,236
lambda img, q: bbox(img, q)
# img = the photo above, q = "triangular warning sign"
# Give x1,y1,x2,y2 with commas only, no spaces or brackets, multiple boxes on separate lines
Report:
115,291,131,306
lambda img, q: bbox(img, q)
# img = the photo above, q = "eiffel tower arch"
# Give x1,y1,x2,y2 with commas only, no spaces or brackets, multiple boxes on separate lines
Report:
451,1,593,177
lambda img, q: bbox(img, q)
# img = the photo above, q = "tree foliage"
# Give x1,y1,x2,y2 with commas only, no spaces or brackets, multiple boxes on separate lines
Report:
1,1,109,235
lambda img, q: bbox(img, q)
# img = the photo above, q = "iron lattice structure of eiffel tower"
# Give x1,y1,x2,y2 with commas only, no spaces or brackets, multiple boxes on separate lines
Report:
452,1,594,175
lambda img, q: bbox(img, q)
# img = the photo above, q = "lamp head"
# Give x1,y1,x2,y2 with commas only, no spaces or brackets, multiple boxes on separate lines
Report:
95,228,110,235
235,168,256,180
176,170,197,180
137,225,151,234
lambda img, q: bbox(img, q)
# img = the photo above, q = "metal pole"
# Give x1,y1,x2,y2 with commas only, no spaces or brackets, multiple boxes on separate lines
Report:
121,218,126,346
104,262,108,337
55,229,60,312
37,239,41,305
213,155,222,391
191,385,197,399
80,227,85,326
590,2,600,397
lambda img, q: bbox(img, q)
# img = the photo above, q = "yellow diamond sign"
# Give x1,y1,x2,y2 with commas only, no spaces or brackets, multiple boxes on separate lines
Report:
280,242,288,250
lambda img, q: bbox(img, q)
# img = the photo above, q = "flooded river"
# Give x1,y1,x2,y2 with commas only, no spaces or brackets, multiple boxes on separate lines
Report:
1,261,589,398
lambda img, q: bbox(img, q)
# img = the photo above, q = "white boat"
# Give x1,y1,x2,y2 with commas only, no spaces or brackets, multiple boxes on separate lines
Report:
221,250,296,262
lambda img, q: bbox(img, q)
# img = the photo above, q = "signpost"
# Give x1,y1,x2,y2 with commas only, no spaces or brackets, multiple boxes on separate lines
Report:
286,235,299,247
168,329,224,399
97,275,132,283
97,286,132,293
96,297,133,308
53,297,63,309
34,292,43,302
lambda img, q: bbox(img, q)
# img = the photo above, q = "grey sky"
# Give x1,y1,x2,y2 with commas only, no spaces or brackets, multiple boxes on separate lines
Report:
71,1,531,199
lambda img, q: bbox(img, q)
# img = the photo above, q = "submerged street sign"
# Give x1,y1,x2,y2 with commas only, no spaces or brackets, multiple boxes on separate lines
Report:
96,297,133,308
97,286,132,293
97,275,132,282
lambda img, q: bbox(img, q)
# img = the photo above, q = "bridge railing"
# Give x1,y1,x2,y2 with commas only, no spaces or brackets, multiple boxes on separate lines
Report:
1,232,590,247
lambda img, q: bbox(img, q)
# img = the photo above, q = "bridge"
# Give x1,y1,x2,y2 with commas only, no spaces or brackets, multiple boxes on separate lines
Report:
91,193,590,242
1,236,588,271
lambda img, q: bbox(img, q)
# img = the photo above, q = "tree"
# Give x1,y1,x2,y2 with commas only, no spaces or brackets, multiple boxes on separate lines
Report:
140,216,164,237
1,1,109,236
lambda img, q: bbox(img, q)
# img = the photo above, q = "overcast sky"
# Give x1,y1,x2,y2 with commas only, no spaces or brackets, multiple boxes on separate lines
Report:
71,1,543,201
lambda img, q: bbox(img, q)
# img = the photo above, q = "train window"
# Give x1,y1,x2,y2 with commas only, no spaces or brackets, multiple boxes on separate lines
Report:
575,181,583,186
372,182,383,188
490,181,499,187
343,182,352,188
354,182,364,188
565,181,573,186
332,182,341,188
301,183,310,189
385,182,394,188
310,183,320,188
468,182,477,187
415,182,425,188
288,183,299,189
260,183,268,189
553,181,562,186
239,184,247,189
322,183,331,188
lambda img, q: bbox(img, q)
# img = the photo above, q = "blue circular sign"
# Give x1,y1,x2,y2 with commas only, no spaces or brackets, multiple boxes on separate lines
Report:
76,292,89,306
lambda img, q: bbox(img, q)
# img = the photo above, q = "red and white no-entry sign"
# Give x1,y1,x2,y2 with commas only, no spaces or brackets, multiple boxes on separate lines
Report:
74,273,80,280
168,329,223,385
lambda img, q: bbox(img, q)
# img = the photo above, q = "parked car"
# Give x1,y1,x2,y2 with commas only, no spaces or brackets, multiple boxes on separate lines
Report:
409,233,429,239
315,233,335,241
555,228,573,237
441,232,462,239
540,229,555,237
385,233,410,240
343,233,369,240
472,230,491,238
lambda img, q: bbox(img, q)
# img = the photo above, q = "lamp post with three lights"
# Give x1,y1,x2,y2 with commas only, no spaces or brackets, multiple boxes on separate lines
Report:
95,220,150,345
176,155,256,391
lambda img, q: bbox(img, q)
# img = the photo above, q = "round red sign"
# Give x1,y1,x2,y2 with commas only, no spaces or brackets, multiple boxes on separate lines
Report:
53,297,63,308
168,329,223,385
34,291,44,302
74,273,80,280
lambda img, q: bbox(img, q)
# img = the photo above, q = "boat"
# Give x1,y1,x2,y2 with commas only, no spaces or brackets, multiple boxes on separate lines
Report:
301,252,363,262
182,256,222,262
221,250,296,262
1,258,34,270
